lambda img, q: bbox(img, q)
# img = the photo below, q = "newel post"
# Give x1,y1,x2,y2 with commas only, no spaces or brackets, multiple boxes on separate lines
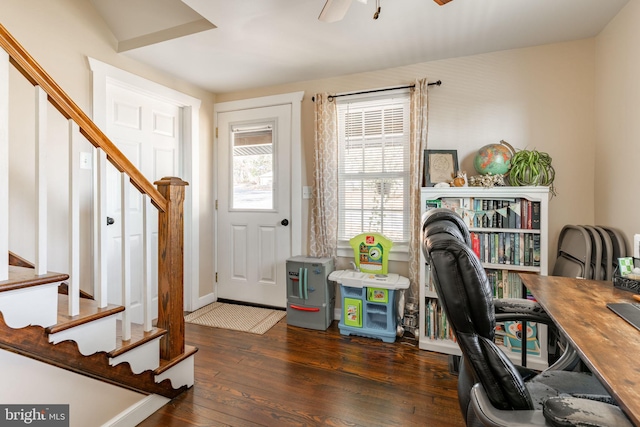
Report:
155,176,188,360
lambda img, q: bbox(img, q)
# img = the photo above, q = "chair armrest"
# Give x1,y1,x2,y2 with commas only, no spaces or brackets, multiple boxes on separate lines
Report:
543,396,633,427
471,384,634,427
494,298,552,325
470,383,548,427
494,298,577,372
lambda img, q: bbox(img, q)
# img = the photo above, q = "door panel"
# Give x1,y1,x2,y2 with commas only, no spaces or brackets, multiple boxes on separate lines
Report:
105,84,181,323
217,105,291,308
258,225,277,283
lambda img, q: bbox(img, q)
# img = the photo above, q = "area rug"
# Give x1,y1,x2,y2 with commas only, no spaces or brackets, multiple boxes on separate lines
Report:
185,302,286,334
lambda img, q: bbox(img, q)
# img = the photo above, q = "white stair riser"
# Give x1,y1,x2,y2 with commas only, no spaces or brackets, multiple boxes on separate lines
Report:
155,354,195,389
109,337,161,374
49,315,117,355
0,283,59,328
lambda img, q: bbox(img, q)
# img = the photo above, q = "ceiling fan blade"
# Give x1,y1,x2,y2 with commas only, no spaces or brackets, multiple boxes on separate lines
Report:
319,0,353,23
433,0,453,5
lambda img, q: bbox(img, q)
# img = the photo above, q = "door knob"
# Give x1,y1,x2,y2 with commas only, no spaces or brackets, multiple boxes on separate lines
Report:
281,219,289,226
107,216,115,226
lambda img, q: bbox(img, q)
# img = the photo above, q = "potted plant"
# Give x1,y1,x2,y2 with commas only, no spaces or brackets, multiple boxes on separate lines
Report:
508,149,556,196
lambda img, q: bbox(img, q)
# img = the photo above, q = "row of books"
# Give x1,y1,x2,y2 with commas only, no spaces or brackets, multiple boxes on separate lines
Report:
486,269,524,299
424,296,541,354
425,198,541,230
426,268,525,299
424,298,456,342
471,232,541,267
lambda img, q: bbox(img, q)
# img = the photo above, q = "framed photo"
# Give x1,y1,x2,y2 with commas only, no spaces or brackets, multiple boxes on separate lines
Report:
424,149,459,186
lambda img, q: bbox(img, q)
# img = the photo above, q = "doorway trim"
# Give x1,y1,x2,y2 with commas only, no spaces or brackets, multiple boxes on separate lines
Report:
213,92,304,301
88,57,201,311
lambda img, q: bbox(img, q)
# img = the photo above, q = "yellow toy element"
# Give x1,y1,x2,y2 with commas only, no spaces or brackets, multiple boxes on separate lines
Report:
349,233,393,274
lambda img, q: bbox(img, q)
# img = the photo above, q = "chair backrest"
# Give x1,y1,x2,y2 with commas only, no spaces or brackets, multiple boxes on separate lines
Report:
593,226,613,281
553,225,592,279
582,225,603,280
421,209,535,411
598,226,627,271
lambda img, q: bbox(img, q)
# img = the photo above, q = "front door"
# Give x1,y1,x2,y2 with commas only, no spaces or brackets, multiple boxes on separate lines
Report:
105,83,181,323
216,105,292,308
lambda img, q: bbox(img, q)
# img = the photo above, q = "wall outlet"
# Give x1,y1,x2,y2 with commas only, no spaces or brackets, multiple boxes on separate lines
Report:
634,234,640,259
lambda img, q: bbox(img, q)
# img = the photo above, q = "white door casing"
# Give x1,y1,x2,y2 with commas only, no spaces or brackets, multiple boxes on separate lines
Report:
214,92,304,308
89,58,201,312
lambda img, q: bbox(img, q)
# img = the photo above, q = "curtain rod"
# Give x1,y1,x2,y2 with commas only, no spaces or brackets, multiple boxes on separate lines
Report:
311,80,442,102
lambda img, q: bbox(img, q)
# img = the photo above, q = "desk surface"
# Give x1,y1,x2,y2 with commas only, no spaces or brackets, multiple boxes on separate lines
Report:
520,274,640,426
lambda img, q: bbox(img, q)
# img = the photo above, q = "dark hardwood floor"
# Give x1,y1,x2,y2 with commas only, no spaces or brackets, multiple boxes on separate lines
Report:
139,319,465,427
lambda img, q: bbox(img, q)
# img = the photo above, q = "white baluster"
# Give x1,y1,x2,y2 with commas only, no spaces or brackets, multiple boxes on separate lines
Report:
68,121,80,316
35,86,47,276
94,148,108,307
0,50,8,281
143,195,153,332
121,173,131,341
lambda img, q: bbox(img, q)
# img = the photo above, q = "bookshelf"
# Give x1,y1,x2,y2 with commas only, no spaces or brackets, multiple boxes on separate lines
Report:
419,186,550,370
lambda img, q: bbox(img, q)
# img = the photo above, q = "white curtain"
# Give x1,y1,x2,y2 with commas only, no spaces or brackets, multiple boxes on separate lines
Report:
309,93,338,258
408,78,429,302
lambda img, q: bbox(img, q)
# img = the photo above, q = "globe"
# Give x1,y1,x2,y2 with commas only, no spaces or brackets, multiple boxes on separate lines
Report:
473,143,513,175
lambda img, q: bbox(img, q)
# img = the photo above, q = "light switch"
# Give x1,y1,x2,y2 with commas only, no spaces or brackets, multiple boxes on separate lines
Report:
80,152,92,170
303,186,311,199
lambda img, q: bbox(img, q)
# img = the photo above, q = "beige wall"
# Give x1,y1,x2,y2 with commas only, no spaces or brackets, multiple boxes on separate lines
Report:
595,0,640,254
1,0,216,298
3,0,634,302
218,39,598,273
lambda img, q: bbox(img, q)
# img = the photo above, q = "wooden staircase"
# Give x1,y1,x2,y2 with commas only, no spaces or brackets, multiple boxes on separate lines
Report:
0,21,197,415
0,263,196,399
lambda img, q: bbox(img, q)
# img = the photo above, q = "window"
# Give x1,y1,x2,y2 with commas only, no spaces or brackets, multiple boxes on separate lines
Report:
230,123,274,210
337,90,410,247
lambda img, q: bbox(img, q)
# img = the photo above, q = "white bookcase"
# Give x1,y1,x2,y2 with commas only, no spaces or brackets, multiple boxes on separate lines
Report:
419,186,550,371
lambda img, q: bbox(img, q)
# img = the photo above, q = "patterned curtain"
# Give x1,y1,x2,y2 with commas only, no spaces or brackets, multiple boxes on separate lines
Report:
408,79,429,302
309,94,339,258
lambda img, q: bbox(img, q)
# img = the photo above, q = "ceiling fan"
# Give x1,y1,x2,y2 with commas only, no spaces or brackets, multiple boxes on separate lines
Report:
318,0,453,23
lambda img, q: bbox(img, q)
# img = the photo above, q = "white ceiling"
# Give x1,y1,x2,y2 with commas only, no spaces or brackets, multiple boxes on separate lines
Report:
90,0,630,94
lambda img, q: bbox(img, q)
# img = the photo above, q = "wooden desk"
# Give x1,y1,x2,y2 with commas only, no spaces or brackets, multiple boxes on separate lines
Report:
520,274,640,426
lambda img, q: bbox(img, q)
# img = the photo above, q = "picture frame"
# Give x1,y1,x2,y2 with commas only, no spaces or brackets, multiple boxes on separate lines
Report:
423,149,459,186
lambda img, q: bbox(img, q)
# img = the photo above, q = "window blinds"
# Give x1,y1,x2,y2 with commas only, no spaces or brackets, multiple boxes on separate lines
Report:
337,92,410,243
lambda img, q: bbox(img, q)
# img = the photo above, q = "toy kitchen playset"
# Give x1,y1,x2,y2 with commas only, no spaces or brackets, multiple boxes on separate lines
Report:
328,233,409,343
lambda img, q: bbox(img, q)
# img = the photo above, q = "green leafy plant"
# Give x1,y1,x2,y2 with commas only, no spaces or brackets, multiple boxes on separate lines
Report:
508,149,556,196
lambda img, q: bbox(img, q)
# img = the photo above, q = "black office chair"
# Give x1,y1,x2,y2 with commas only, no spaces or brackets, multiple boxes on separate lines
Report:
421,208,632,427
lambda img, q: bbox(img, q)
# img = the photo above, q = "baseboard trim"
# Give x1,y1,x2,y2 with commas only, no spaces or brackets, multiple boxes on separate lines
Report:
103,394,170,427
192,292,216,311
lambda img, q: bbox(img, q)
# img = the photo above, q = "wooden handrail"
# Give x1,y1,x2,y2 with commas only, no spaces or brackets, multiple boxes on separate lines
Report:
1,23,190,366
0,23,167,212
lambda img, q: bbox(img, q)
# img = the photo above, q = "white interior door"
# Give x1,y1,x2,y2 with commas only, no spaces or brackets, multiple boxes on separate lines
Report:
217,105,292,308
105,84,181,323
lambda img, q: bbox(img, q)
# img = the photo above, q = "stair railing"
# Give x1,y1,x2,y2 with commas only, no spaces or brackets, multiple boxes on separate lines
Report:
0,23,185,359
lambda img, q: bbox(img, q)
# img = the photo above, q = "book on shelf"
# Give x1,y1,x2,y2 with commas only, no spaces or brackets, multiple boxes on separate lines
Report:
532,234,541,267
531,201,541,230
425,199,442,211
471,233,481,259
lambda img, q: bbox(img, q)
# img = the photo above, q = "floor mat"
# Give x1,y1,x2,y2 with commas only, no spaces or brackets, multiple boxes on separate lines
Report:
185,302,286,334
